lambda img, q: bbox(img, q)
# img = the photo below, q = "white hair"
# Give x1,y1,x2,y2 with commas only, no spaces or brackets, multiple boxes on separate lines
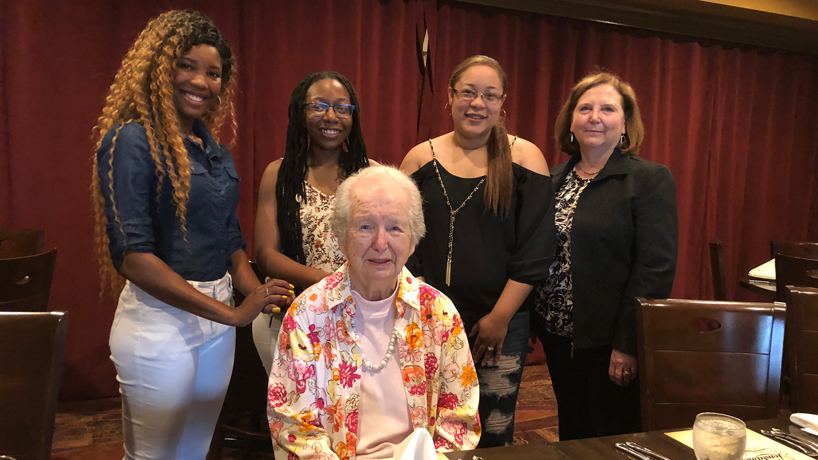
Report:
332,165,426,247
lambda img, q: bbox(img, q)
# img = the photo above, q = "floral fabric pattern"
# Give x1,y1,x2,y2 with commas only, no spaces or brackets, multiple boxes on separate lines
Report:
534,168,592,337
299,182,346,273
267,263,481,460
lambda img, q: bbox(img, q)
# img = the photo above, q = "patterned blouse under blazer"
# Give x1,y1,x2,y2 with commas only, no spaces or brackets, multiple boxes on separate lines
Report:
267,263,481,460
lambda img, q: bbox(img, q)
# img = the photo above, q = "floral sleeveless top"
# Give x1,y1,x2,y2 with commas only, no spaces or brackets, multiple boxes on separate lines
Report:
298,182,346,272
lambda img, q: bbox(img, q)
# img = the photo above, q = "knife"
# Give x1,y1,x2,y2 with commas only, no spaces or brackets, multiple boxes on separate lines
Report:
615,442,654,460
624,442,673,460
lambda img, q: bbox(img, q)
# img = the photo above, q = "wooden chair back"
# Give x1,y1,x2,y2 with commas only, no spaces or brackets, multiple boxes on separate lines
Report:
784,286,818,413
0,228,45,259
774,255,818,302
0,249,58,312
771,240,818,260
636,298,785,431
709,240,727,301
0,311,67,460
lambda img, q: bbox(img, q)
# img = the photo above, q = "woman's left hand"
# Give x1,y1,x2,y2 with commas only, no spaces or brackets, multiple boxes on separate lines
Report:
609,349,638,386
260,278,295,314
469,312,509,367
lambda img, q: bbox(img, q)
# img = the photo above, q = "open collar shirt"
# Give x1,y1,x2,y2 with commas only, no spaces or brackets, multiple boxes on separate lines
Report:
267,263,481,460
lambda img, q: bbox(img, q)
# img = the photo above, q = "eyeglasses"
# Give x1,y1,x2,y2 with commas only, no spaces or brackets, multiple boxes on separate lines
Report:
451,88,504,104
305,102,356,118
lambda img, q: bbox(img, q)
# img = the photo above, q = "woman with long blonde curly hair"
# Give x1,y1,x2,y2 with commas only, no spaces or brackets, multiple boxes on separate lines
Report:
91,10,293,459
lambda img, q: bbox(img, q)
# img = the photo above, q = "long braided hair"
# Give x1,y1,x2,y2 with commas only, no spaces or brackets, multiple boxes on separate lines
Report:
276,72,368,265
90,10,238,296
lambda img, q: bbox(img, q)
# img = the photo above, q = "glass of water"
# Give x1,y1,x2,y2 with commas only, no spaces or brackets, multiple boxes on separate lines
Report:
692,412,747,460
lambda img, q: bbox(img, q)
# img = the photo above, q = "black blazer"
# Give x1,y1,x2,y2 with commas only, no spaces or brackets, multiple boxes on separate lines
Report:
549,150,678,355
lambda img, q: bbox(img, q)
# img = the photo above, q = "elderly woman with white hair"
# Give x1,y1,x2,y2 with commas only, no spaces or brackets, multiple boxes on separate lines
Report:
267,165,481,460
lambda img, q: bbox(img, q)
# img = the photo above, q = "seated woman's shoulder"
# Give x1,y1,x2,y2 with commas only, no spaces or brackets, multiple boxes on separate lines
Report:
509,135,549,176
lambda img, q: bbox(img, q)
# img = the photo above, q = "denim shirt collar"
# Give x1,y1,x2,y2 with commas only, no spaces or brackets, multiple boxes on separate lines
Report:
187,119,221,160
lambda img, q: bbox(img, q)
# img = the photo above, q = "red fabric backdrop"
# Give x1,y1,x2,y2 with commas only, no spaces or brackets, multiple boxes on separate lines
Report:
2,0,817,400
419,0,818,301
1,0,422,400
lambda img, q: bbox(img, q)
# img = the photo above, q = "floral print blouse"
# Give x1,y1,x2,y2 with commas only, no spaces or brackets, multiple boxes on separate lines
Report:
534,168,592,337
267,263,481,460
298,182,345,273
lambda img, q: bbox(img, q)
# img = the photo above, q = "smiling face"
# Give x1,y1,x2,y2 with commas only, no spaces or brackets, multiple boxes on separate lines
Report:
449,65,506,139
305,78,353,155
340,178,415,300
570,83,627,155
173,44,223,129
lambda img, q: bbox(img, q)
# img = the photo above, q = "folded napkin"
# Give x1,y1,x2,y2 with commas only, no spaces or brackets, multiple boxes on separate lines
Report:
392,428,447,460
749,259,776,280
791,413,818,436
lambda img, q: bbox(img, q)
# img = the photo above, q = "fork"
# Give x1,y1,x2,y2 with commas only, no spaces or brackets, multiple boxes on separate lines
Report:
771,428,818,451
760,429,818,457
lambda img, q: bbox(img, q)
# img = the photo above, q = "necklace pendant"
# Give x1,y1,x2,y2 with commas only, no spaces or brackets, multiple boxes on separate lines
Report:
446,257,452,286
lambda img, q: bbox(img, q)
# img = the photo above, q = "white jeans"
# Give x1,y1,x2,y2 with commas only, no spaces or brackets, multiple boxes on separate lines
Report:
252,312,282,376
109,273,235,460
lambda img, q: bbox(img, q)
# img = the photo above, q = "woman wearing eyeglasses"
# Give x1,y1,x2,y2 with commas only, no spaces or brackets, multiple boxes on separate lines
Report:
253,72,374,374
400,55,555,447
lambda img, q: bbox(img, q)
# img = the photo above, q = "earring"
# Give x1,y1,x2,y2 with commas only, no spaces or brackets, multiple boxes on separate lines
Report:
500,109,507,121
444,102,451,113
620,133,626,144
570,132,574,143
207,96,223,114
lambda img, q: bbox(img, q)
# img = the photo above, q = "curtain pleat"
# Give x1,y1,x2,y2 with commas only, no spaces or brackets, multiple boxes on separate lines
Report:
2,0,817,400
418,0,818,303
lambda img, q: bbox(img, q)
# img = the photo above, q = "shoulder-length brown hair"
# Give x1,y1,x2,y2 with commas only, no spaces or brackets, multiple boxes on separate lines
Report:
554,71,645,156
449,55,512,217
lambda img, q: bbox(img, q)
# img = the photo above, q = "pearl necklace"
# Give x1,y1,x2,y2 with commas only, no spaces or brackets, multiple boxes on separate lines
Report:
355,330,400,372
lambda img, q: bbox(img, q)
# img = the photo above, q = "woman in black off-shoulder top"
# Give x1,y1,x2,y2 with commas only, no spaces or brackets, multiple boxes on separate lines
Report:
401,55,555,448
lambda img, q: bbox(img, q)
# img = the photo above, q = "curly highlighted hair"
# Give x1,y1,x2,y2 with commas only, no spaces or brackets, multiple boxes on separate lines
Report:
90,10,238,296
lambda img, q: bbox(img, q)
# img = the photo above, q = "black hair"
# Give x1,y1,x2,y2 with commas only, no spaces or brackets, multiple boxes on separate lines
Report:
181,10,234,83
276,71,368,265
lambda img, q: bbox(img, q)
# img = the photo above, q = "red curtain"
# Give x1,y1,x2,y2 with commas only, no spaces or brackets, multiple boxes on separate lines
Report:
2,0,818,400
0,0,422,400
419,0,818,301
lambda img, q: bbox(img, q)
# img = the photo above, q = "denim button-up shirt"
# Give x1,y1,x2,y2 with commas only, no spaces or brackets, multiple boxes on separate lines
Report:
96,120,246,281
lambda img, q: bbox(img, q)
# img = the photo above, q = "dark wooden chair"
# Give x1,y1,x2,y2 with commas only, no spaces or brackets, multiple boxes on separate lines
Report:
208,263,272,459
709,240,727,301
772,255,818,406
636,298,785,431
774,255,818,302
0,311,67,460
771,240,818,260
785,286,818,413
0,248,58,312
0,228,45,259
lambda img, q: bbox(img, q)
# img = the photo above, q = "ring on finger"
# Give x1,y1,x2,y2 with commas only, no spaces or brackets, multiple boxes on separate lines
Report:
486,346,495,352
623,370,632,376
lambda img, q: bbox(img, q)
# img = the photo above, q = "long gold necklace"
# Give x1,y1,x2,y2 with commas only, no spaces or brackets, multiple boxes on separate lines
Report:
429,140,485,286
